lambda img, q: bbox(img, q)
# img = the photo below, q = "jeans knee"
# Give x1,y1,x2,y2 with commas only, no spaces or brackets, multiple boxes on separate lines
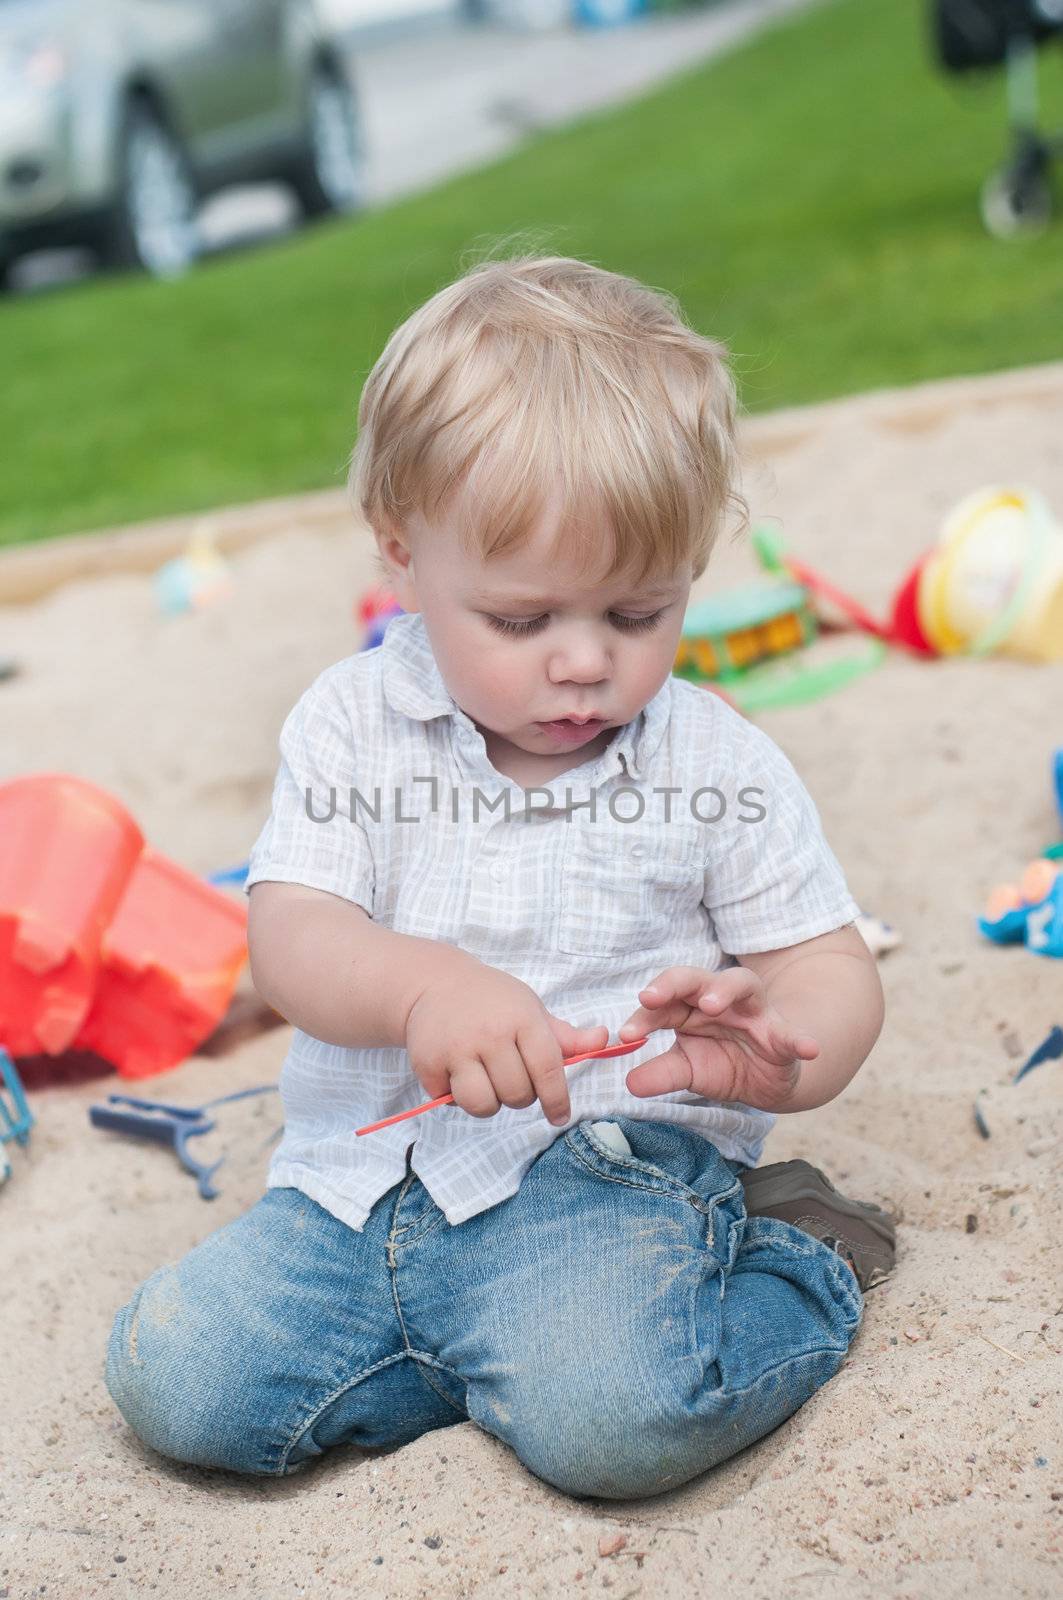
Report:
104,1275,284,1476
106,1283,204,1469
482,1340,852,1502
514,1419,695,1501
106,1286,182,1463
478,1379,703,1502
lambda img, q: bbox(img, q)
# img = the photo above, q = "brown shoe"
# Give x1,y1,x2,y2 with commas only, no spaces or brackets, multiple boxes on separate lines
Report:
739,1158,897,1292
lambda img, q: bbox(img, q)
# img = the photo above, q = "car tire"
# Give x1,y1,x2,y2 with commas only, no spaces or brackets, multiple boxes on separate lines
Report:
289,62,365,220
102,101,200,279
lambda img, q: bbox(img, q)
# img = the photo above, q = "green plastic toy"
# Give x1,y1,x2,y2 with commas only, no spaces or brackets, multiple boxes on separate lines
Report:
672,525,888,711
673,578,816,684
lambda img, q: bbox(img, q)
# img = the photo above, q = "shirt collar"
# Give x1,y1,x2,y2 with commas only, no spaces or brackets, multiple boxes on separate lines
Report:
379,609,671,782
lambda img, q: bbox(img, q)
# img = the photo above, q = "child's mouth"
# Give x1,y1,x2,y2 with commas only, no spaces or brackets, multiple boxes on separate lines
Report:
535,718,606,745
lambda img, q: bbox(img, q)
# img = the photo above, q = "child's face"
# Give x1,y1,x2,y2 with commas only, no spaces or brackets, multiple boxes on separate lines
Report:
377,491,693,778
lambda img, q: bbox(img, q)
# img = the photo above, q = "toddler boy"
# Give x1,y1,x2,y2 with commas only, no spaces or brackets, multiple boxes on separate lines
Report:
106,255,895,1500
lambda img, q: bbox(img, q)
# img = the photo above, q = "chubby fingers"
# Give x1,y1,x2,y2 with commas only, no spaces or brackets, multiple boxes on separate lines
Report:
518,1025,574,1128
692,967,764,1017
449,1031,585,1128
719,1006,822,1067
619,965,763,1039
624,1044,694,1100
769,1026,821,1063
447,1056,501,1119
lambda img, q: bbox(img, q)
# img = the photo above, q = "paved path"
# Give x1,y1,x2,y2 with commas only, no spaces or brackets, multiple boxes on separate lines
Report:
348,0,813,207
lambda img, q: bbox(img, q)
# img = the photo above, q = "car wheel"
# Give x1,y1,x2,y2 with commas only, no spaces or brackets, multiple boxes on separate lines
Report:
289,63,365,219
103,103,200,279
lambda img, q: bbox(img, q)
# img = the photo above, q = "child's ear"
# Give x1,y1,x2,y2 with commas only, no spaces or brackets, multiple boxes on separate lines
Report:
373,526,420,613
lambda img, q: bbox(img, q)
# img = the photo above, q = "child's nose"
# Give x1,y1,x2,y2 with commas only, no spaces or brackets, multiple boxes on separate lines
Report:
548,637,610,684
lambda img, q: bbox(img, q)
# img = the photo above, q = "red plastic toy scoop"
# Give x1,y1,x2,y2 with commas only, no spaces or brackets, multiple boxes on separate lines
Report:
355,1034,650,1136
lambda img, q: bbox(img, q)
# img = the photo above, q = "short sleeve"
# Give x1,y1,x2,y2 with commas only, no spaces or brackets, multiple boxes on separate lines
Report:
244,671,375,914
702,721,860,956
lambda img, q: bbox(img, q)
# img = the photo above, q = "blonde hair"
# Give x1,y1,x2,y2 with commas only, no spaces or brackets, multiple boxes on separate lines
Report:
349,254,745,587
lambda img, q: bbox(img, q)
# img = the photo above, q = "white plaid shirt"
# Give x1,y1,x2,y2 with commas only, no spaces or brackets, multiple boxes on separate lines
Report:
245,609,860,1229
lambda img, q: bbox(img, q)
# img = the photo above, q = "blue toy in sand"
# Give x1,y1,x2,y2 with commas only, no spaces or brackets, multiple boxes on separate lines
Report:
0,1048,34,1187
978,746,1063,958
89,1085,279,1200
207,861,249,888
1022,873,1063,957
980,866,1063,957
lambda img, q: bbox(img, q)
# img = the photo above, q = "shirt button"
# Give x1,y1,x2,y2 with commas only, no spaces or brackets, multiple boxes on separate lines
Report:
630,842,647,860
490,862,505,881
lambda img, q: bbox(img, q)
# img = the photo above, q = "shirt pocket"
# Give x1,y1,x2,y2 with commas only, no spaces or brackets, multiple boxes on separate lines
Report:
557,820,703,959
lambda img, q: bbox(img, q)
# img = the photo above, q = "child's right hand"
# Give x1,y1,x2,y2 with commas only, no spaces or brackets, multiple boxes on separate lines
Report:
404,959,608,1128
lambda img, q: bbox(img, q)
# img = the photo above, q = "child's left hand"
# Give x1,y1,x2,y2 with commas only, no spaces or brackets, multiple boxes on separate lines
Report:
617,965,820,1112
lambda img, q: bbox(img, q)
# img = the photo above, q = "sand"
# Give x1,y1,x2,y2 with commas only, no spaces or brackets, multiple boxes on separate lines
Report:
2,362,1062,1599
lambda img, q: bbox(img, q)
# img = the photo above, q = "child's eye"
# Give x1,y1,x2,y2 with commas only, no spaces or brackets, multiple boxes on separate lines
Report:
484,610,666,637
610,610,666,633
485,613,549,637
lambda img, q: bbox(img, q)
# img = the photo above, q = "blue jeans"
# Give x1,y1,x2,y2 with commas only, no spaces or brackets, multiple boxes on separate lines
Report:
105,1117,862,1501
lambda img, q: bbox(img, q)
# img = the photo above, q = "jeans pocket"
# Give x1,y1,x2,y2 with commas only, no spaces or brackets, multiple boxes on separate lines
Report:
563,1118,743,1254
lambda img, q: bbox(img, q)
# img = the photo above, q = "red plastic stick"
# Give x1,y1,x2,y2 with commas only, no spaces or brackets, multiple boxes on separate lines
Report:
783,557,894,641
355,1035,650,1135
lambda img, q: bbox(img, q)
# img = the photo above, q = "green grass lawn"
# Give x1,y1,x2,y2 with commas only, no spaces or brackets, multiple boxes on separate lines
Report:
3,0,1062,548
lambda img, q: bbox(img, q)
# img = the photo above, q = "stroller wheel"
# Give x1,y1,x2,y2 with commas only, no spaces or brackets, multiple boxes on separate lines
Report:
980,166,1052,238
